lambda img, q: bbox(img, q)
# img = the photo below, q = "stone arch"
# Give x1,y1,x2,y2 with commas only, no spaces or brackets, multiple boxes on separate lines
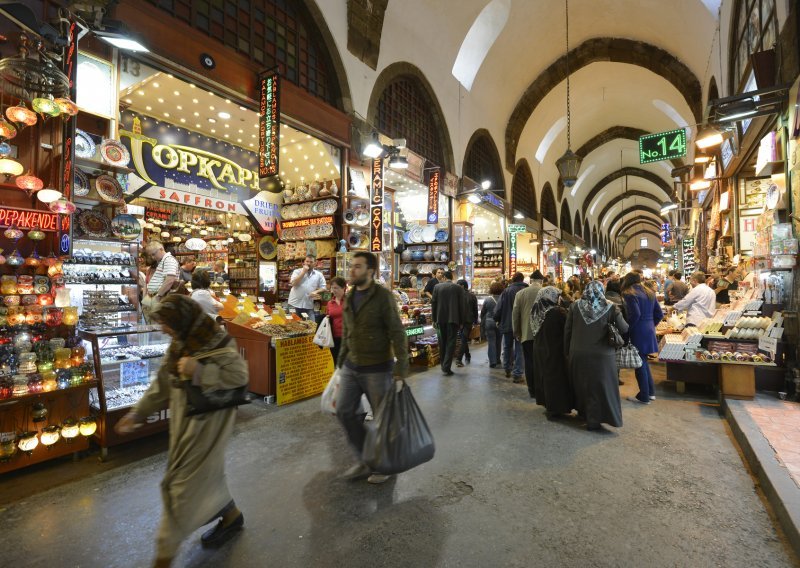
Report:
707,75,719,108
615,217,662,237
573,210,582,239
583,220,590,243
625,230,662,249
591,227,598,249
540,183,558,225
582,168,673,217
367,62,455,172
607,205,663,238
560,199,572,234
464,129,505,196
505,37,703,169
596,190,667,228
511,158,538,219
576,126,685,169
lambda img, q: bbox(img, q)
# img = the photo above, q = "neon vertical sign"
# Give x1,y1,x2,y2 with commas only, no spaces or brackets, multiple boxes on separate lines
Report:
258,71,280,179
370,158,384,252
427,169,440,223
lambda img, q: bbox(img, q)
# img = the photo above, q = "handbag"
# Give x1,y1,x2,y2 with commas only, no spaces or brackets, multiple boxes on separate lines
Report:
180,342,251,416
607,307,625,348
616,342,643,369
313,316,335,348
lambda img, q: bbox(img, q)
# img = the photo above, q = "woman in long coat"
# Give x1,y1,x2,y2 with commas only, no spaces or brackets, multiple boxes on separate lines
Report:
565,281,629,430
622,272,664,404
530,286,572,417
116,296,248,567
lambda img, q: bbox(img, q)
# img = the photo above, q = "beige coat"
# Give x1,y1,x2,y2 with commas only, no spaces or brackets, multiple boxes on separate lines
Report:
134,332,248,558
512,282,542,343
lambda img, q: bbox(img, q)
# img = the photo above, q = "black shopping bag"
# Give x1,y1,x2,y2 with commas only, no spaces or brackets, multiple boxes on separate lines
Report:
362,380,435,474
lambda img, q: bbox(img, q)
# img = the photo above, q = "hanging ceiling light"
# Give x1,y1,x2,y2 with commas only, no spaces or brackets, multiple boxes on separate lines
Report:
660,201,679,215
15,173,43,191
6,105,37,126
37,188,62,203
555,0,582,187
49,198,76,214
695,125,727,149
388,153,408,169
0,157,23,177
362,131,384,158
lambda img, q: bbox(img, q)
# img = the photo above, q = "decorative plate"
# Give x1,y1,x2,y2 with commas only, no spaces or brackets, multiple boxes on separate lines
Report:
99,139,130,167
410,225,424,243
323,199,338,215
348,231,363,248
765,183,780,210
111,214,141,240
356,209,370,226
435,229,449,242
403,231,412,244
343,209,357,224
311,202,321,215
422,225,437,243
95,174,124,203
78,209,111,238
74,169,90,197
259,236,277,259
75,129,96,159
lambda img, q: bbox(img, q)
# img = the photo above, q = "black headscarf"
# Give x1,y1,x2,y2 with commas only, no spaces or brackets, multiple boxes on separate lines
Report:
153,295,225,375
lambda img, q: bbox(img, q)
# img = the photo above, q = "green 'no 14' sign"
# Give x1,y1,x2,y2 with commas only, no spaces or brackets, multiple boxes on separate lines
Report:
639,129,687,164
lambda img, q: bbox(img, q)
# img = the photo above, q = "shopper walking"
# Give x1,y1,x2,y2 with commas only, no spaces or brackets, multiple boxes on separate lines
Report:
326,276,346,366
480,281,503,368
190,269,223,319
494,272,528,382
431,270,467,376
621,272,663,404
116,296,248,567
288,255,327,320
565,281,629,430
336,252,409,484
673,271,716,326
455,279,478,367
530,286,571,416
512,270,544,394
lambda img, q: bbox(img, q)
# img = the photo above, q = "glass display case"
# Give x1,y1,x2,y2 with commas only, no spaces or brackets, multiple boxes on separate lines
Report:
452,222,474,284
79,325,171,456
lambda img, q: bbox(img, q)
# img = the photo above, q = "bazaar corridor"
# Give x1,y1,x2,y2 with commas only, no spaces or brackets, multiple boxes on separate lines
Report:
0,345,796,568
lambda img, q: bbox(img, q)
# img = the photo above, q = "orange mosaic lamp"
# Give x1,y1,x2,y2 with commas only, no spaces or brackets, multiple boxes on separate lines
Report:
54,98,78,117
15,173,43,191
6,105,37,126
0,119,17,139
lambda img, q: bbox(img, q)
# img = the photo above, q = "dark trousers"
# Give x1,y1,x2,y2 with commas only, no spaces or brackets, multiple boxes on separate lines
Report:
486,325,501,366
522,340,535,397
335,365,392,456
437,323,459,373
331,336,342,367
634,352,655,401
456,325,472,362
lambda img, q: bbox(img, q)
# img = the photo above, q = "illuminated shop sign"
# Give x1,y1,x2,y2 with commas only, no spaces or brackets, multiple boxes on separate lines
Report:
507,224,526,233
258,71,280,179
509,232,517,277
639,129,687,164
121,113,258,214
281,215,334,229
427,169,440,223
482,192,503,209
405,325,425,337
242,190,282,234
0,207,69,231
661,223,671,243
370,158,384,252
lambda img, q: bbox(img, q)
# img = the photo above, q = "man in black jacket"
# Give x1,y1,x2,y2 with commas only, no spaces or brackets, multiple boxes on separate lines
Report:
431,270,467,376
494,272,528,382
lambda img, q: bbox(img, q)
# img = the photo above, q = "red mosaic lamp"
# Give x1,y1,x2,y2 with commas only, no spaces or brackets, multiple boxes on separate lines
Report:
15,173,43,191
0,119,17,139
6,105,37,127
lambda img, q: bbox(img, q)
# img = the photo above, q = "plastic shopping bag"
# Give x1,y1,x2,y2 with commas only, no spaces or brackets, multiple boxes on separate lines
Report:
362,380,435,474
313,316,334,348
320,370,340,414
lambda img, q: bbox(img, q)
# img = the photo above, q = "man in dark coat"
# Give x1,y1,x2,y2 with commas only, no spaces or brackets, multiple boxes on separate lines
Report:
431,270,468,376
494,272,528,382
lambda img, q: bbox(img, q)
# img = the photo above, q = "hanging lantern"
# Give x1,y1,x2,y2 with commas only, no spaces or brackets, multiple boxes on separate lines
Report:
5,106,37,126
0,142,11,157
31,402,48,423
78,416,97,437
47,261,63,277
40,425,60,446
6,250,23,266
4,225,23,240
0,120,17,139
15,173,44,191
0,158,23,177
17,431,39,454
160,231,170,239
61,418,79,440
37,188,62,203
171,236,181,243
27,226,45,241
0,438,17,461
32,97,60,117
49,198,76,214
53,98,78,117
25,251,41,267
182,227,192,234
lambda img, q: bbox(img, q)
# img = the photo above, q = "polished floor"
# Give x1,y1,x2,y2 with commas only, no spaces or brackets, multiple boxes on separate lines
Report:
0,345,797,568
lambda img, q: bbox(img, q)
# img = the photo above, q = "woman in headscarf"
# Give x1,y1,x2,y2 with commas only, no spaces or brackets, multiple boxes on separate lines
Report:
565,280,629,430
529,286,572,418
622,271,663,404
115,295,248,567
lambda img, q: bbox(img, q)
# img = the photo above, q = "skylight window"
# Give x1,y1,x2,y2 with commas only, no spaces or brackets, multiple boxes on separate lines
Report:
452,0,511,91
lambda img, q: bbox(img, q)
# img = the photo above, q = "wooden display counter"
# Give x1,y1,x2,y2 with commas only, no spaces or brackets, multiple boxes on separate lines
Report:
225,321,277,397
664,359,776,400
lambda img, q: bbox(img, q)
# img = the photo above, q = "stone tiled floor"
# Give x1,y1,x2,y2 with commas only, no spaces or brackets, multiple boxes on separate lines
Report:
742,393,800,488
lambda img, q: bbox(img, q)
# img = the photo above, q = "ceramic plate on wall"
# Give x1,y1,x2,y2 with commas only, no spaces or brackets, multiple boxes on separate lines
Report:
75,129,96,159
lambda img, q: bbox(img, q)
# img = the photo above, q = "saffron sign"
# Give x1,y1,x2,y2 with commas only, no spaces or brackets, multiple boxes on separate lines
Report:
427,169,440,223
370,158,384,252
258,71,280,179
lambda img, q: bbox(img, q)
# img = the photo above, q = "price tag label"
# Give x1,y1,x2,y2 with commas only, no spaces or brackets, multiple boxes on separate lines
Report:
758,335,778,357
723,311,742,326
769,327,784,339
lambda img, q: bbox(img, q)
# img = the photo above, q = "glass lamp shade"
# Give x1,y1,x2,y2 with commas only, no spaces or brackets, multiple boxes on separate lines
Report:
17,431,39,453
61,418,79,440
31,402,47,422
37,189,62,203
49,198,76,214
4,225,23,240
6,106,37,126
615,234,631,249
40,425,60,446
0,158,23,176
199,229,209,236
6,250,24,266
0,142,10,157
15,174,44,191
32,98,60,117
53,98,79,116
160,231,170,239
78,417,97,437
25,252,41,267
171,236,182,243
44,253,59,267
0,120,17,139
27,226,46,240
555,148,583,188
0,438,17,461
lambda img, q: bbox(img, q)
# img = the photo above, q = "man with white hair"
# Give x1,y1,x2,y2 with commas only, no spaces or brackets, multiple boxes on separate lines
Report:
142,241,180,323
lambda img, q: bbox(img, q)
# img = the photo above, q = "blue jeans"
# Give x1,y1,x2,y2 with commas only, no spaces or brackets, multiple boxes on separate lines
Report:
634,352,655,401
335,365,392,457
486,324,501,366
502,332,524,377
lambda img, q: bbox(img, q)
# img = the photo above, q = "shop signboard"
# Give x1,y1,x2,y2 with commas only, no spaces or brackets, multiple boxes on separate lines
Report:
482,192,504,210
0,206,69,231
638,128,687,164
405,325,425,337
370,158,384,252
281,215,334,229
242,190,282,234
427,169,440,223
682,238,696,272
145,205,172,223
120,113,257,215
507,224,526,233
509,231,518,277
258,70,280,179
443,172,458,198
275,335,334,406
739,215,758,251
661,223,671,244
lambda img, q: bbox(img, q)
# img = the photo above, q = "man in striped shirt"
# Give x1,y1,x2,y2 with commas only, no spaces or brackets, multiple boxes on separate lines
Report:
142,241,180,323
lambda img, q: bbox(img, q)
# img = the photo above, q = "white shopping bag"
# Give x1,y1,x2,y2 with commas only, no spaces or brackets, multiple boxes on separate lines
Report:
321,370,341,415
313,316,334,348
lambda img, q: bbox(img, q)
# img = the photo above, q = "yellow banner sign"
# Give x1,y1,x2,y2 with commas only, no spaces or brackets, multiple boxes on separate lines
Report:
275,334,334,406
